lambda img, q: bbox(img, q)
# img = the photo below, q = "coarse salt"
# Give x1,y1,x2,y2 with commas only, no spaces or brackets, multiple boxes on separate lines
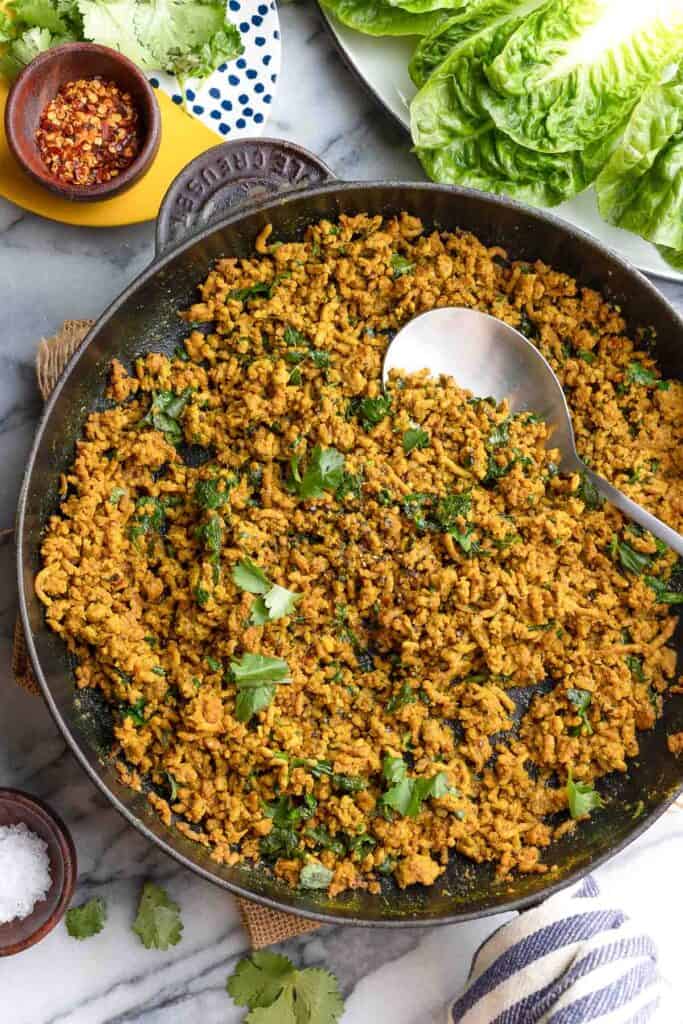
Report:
0,822,52,924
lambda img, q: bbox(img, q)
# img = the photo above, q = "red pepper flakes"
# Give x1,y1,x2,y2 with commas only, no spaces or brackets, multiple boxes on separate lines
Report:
36,76,141,187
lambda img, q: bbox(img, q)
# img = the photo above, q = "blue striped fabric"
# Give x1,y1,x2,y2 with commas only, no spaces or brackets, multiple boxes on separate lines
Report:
450,877,660,1024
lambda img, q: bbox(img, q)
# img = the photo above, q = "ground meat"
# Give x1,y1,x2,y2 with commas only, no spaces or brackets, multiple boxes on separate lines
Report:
36,214,682,896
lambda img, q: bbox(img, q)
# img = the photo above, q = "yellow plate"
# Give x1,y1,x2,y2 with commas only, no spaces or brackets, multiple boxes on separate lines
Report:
0,84,220,227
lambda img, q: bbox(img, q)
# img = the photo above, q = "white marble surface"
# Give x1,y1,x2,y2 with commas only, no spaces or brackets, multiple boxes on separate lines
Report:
1,5,683,1022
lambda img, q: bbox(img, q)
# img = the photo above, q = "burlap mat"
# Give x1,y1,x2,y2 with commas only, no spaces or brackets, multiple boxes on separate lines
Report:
12,320,320,949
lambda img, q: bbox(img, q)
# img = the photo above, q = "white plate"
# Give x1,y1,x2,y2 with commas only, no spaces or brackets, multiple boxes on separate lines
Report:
148,0,281,139
320,10,683,283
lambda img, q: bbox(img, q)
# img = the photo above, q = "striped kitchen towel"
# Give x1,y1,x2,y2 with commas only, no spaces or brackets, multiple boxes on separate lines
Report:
451,877,661,1023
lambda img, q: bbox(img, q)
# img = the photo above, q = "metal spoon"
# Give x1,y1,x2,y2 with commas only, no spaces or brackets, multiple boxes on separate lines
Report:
383,307,683,557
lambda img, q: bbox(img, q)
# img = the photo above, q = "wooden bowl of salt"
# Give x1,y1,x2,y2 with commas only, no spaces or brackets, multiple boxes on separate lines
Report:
0,788,77,955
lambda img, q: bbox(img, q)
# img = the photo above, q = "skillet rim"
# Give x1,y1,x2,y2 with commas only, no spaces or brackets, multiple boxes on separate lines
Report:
16,178,683,927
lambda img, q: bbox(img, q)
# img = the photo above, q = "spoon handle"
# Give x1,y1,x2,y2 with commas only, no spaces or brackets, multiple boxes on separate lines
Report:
583,467,683,557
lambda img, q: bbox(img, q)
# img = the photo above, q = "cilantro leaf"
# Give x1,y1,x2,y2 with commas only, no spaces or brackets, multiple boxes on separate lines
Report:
567,769,604,820
627,361,659,387
226,952,344,1024
645,574,683,604
132,882,183,950
380,756,457,818
390,253,414,279
227,951,296,1009
576,473,603,510
65,896,106,940
109,486,126,506
403,427,430,454
386,682,417,713
132,0,243,81
611,538,653,575
299,863,333,890
230,653,291,723
264,584,300,621
567,688,593,736
352,394,392,431
196,512,223,584
289,446,345,500
232,558,300,624
140,388,192,446
194,476,234,510
120,697,147,728
233,557,271,595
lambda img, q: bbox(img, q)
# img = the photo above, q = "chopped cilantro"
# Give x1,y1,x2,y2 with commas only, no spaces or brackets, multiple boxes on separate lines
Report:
140,388,193,446
352,393,392,431
625,655,646,681
194,585,210,607
576,474,603,510
194,476,234,510
206,656,222,672
229,280,272,302
226,951,344,1024
109,486,126,506
386,682,417,713
305,826,345,857
611,538,654,575
127,497,167,549
132,882,183,951
403,427,430,454
567,688,593,736
390,253,414,278
260,796,311,861
230,652,291,722
196,513,223,584
627,361,659,387
120,697,147,728
66,897,107,940
645,574,683,604
166,772,178,802
577,350,596,364
567,769,603,819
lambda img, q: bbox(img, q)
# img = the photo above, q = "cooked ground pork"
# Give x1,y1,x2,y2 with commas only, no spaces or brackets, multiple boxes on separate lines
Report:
36,213,683,895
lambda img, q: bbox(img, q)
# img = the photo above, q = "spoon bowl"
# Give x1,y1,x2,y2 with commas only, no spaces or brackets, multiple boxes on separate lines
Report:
383,306,683,556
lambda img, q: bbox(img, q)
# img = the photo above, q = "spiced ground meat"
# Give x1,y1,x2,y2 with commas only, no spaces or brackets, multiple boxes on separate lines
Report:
36,214,683,896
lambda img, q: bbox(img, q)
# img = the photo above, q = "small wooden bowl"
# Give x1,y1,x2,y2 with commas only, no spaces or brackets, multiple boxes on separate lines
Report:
0,789,77,956
4,42,161,202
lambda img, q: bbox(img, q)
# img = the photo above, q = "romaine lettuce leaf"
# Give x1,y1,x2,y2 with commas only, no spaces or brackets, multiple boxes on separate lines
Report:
409,0,528,87
481,0,683,153
596,63,683,263
417,112,622,205
410,0,545,147
320,0,445,35
383,0,471,12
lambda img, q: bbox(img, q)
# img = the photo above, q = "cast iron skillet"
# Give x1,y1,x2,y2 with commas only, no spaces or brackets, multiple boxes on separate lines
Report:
17,139,683,927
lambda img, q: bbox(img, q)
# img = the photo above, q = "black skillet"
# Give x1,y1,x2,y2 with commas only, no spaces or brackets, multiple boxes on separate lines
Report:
17,139,683,927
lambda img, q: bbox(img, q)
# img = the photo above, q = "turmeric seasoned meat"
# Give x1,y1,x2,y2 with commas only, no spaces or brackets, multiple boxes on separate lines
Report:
36,214,683,896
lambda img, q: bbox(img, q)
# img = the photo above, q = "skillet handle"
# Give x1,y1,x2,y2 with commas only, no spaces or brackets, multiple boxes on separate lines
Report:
155,138,336,256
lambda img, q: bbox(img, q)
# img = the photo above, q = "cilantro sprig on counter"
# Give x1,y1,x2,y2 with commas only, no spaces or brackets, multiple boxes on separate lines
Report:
232,557,300,625
66,897,107,940
227,951,344,1024
132,882,183,950
230,652,292,722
